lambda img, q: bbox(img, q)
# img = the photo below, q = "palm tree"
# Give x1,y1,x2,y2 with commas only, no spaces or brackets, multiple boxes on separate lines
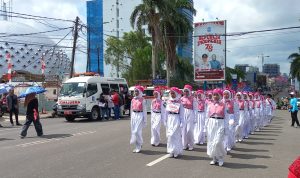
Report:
130,0,166,80
160,0,196,86
288,49,300,81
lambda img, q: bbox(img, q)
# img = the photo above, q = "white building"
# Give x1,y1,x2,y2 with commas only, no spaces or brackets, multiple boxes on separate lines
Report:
103,0,142,76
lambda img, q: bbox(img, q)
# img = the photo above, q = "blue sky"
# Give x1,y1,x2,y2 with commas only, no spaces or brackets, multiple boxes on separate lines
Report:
8,0,300,75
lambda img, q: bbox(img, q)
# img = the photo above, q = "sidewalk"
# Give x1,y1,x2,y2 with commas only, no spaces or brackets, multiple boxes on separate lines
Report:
1,112,53,123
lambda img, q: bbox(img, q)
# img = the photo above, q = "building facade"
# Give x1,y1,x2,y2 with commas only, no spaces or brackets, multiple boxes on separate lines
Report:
86,0,104,76
235,64,249,73
177,0,193,63
263,64,280,77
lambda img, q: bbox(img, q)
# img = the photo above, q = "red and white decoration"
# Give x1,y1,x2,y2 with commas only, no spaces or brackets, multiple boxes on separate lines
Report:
6,53,12,83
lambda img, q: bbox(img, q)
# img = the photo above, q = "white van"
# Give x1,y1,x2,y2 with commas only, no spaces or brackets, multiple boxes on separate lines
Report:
129,86,155,113
57,76,128,121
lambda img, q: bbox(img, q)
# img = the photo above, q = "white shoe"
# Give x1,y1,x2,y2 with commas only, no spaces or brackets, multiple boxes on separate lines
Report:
245,136,249,139
188,147,194,151
218,160,224,166
210,160,216,165
199,142,204,145
238,139,243,142
226,148,231,152
168,153,173,158
173,154,178,158
135,149,141,153
132,149,137,153
250,132,254,135
183,147,187,150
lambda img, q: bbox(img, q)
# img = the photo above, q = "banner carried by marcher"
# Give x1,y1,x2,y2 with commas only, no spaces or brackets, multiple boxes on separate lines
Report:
194,20,226,81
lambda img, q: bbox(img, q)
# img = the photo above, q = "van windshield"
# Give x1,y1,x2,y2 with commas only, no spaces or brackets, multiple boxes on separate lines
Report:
60,82,86,96
144,90,153,97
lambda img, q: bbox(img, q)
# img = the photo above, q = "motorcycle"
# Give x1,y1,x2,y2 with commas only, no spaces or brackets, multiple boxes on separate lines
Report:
51,102,58,118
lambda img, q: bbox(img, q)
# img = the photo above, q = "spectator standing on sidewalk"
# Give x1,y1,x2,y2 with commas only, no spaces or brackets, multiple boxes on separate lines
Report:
112,90,120,120
6,89,21,126
289,92,300,128
20,93,43,138
99,93,108,120
107,92,114,119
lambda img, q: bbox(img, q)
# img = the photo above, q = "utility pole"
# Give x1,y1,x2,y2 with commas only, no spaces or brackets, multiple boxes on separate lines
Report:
116,0,120,77
97,46,100,75
70,16,79,78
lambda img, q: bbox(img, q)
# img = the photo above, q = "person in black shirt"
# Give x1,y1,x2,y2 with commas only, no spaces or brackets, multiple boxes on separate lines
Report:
6,89,21,126
20,93,43,138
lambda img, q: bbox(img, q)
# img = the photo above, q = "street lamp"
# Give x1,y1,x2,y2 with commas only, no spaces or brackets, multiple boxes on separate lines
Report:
260,54,270,73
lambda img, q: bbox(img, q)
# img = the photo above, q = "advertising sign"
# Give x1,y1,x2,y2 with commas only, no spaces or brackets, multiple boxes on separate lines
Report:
194,20,226,81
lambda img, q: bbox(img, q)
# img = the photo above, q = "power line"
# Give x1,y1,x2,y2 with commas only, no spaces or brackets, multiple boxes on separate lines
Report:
0,27,73,38
0,10,74,22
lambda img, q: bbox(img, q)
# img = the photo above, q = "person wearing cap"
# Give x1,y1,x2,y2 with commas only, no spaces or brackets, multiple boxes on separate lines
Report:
235,92,248,142
222,90,239,152
180,84,197,151
265,94,276,123
150,88,165,147
289,92,300,128
194,90,207,145
165,87,184,158
198,53,211,70
206,88,227,166
130,86,147,153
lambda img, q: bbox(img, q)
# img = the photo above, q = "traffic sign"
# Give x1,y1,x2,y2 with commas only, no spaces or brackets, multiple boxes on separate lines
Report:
152,79,167,85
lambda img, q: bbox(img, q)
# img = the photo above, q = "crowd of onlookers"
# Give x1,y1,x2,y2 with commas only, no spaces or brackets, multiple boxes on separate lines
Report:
98,90,132,120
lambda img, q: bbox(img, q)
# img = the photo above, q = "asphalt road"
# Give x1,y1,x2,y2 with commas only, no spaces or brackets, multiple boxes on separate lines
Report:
0,110,299,178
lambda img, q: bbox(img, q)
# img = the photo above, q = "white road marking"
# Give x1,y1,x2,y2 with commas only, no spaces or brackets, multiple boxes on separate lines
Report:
15,130,96,148
146,154,170,167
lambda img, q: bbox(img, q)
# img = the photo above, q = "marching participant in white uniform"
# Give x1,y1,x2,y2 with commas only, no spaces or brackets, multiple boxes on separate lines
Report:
265,94,276,124
150,88,165,146
248,93,256,134
242,92,250,139
130,86,147,153
206,88,227,167
194,90,207,145
222,90,238,151
165,87,184,158
235,92,248,142
254,92,262,131
181,84,197,151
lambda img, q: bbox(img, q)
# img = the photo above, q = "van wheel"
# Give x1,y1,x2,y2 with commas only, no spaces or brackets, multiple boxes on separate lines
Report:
89,107,99,120
65,116,75,122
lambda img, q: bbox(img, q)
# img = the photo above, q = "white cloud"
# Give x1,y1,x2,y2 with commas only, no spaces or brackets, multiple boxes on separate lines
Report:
6,0,300,76
194,0,300,74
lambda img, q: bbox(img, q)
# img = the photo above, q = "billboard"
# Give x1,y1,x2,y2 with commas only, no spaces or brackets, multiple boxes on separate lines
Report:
194,20,226,81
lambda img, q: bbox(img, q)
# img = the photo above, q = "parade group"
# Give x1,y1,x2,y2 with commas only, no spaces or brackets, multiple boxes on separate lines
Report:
129,85,276,167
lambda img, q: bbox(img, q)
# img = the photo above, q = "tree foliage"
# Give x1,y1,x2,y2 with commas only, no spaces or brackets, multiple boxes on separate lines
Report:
288,48,300,81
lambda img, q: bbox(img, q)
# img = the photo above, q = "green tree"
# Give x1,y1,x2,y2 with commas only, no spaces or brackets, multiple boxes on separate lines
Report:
226,67,245,84
160,0,196,86
105,31,165,86
105,37,128,76
170,57,194,88
288,48,300,81
130,0,165,80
